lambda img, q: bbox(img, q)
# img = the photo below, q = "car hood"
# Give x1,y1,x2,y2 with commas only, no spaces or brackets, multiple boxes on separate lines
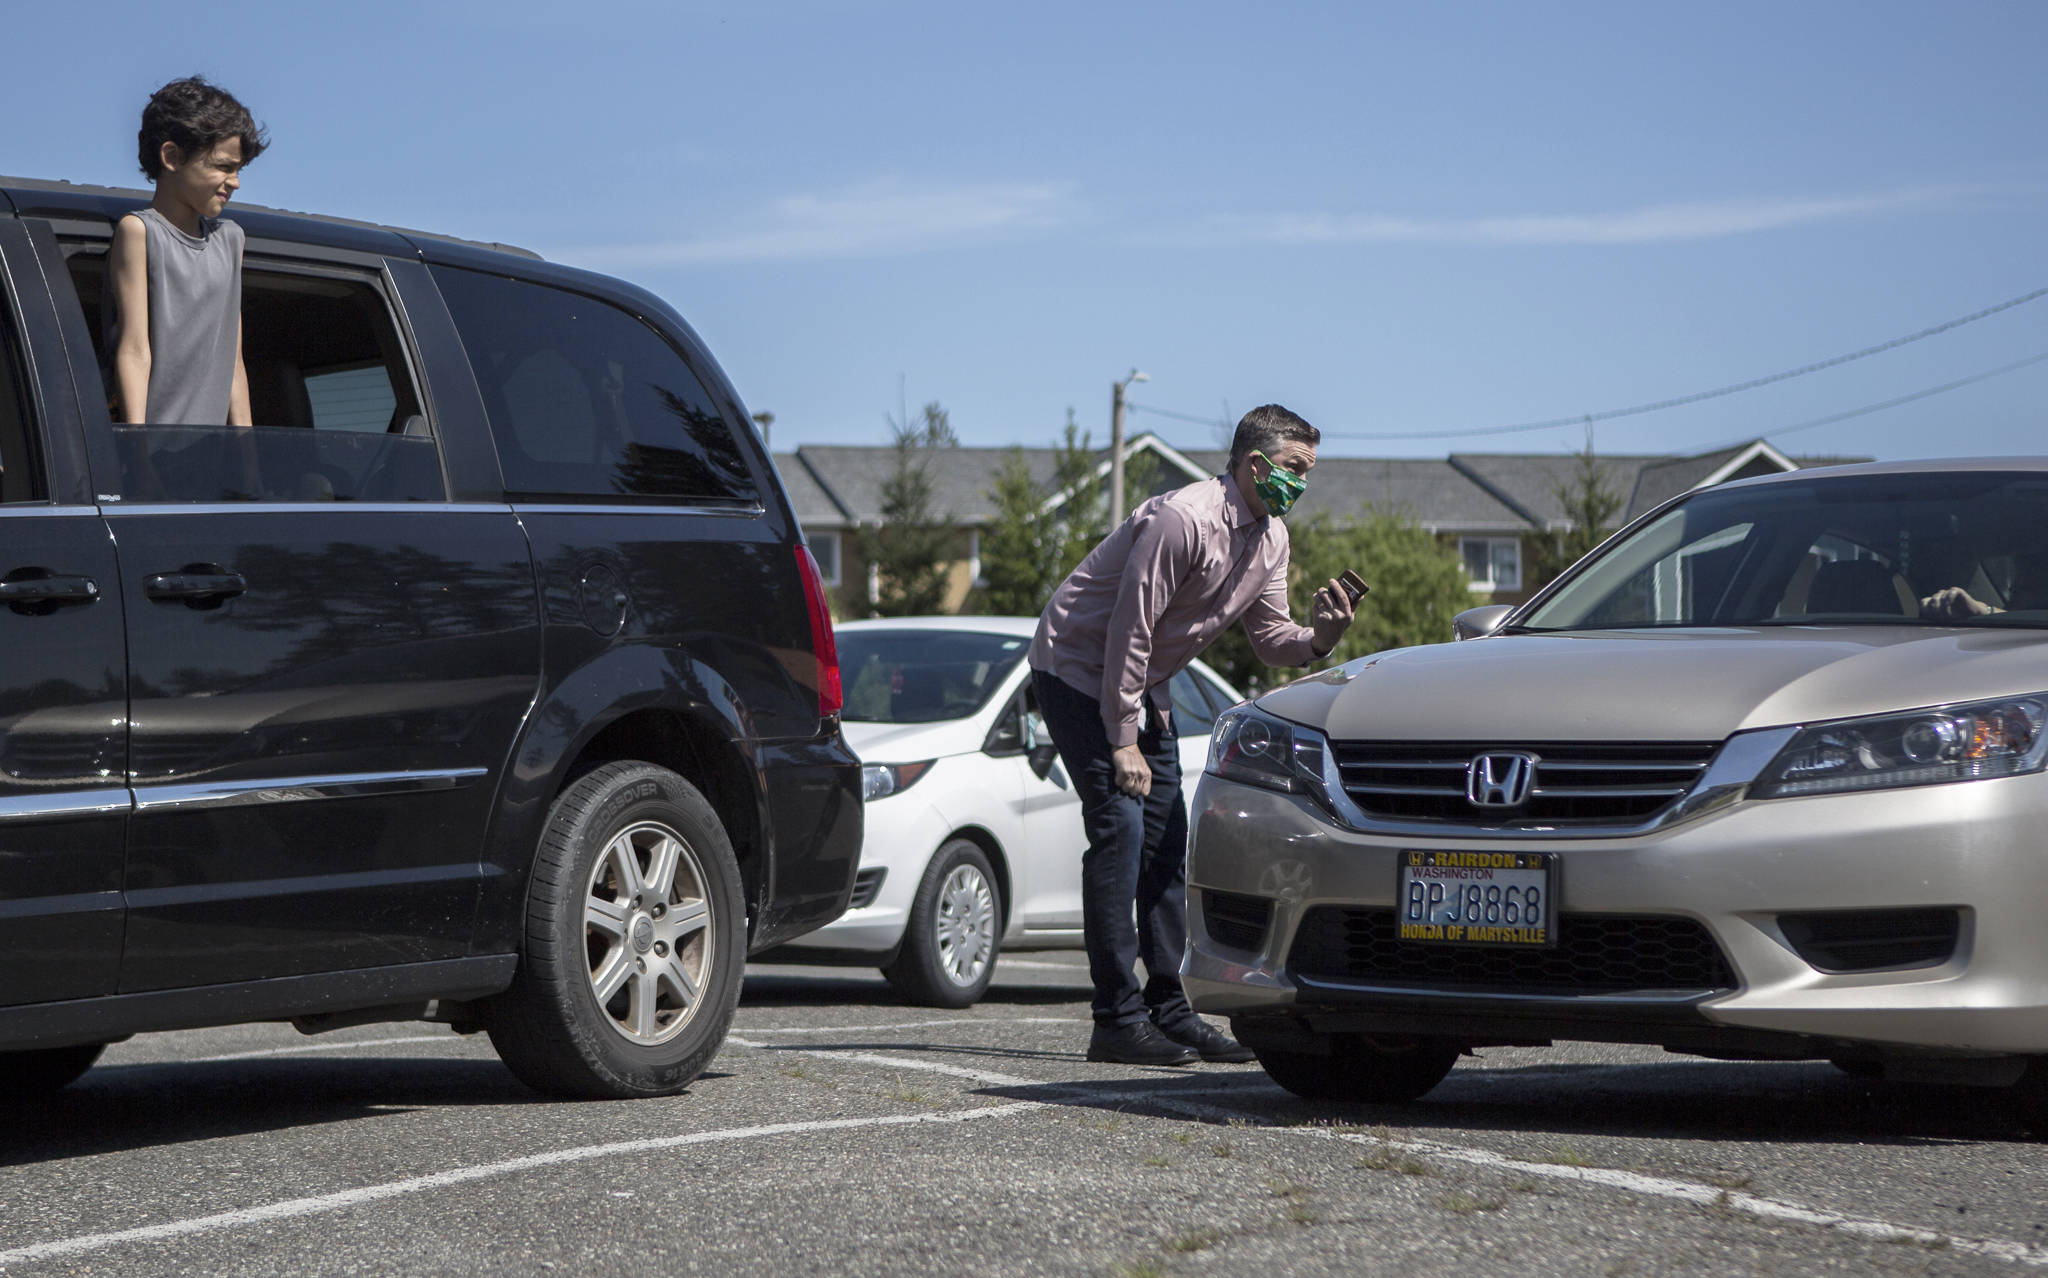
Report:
838,717,984,763
1258,626,2048,743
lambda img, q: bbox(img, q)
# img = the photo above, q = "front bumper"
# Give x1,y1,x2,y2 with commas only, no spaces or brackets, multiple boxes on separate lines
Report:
1183,769,2048,1056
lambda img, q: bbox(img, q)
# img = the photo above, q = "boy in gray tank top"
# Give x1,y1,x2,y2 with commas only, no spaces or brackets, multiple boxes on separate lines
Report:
106,77,268,428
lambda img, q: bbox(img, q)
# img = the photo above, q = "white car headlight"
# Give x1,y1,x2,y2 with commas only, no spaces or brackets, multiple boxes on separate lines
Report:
862,760,935,802
1208,705,1345,818
1753,695,2048,798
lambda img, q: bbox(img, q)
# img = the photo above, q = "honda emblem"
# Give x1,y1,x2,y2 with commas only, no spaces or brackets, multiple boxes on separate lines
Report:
1466,752,1537,807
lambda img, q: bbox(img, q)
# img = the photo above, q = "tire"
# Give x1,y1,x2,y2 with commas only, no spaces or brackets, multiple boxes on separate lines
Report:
486,761,746,1099
1250,1032,1460,1103
1829,1055,1885,1079
0,1043,103,1099
881,839,1001,1009
2003,1056,2048,1136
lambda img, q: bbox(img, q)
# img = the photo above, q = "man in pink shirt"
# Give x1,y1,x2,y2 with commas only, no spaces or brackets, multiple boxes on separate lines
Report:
1030,405,1357,1065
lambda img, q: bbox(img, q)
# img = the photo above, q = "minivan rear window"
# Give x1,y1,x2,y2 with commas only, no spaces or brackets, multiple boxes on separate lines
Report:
432,268,757,506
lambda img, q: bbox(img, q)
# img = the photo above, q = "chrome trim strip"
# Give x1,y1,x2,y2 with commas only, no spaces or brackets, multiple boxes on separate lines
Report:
0,890,122,920
0,789,132,824
1536,760,1709,773
0,505,104,519
509,502,765,519
131,768,489,814
126,862,486,910
1345,784,1465,796
1529,786,1688,799
100,503,515,517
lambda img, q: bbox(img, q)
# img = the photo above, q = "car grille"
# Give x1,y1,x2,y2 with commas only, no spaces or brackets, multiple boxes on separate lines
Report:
1330,740,1719,827
1777,908,1960,973
1202,891,1273,953
1288,907,1737,994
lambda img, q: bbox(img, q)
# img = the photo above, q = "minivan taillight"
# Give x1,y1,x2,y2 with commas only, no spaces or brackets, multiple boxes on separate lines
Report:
795,544,843,718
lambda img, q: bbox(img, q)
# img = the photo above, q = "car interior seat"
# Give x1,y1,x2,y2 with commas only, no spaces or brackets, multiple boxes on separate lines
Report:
1805,558,1915,617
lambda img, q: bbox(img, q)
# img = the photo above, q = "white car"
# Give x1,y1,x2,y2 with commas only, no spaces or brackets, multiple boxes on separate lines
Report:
766,616,1243,1007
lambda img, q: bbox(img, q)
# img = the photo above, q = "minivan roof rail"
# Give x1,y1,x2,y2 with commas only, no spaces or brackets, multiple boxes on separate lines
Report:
0,174,543,260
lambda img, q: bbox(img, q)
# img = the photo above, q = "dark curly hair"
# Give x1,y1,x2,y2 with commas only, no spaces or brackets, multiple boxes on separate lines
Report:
138,76,268,181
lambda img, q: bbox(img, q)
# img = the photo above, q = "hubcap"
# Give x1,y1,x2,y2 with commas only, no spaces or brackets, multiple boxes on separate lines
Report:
934,863,996,987
584,821,714,1045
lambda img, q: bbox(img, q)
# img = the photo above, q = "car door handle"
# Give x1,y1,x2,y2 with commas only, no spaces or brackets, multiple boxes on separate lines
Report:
0,572,100,606
144,567,248,602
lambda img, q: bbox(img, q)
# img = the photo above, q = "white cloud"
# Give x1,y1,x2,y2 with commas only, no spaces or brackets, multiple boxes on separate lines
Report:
1189,186,2004,247
562,180,1074,267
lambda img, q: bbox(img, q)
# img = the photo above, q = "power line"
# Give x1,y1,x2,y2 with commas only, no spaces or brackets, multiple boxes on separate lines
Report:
1126,401,1228,427
1683,348,2048,455
1276,283,2048,442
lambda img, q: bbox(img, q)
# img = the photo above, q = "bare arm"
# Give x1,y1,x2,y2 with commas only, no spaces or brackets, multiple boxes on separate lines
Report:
108,215,151,423
228,313,251,427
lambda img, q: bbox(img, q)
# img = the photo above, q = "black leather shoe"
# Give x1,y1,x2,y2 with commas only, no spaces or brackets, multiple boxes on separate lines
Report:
1087,1021,1199,1066
1157,1018,1257,1063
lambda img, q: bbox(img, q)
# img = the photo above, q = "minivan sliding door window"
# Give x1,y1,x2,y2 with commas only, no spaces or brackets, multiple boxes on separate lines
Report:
63,250,443,503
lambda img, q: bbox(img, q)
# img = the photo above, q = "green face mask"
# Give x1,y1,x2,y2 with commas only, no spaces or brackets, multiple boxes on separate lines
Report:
1252,451,1307,517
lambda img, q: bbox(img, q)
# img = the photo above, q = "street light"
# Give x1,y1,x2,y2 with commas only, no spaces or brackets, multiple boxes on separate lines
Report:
1110,368,1149,526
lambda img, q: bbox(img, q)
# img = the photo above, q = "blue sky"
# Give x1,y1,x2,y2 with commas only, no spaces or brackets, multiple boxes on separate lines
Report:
9,1,2042,463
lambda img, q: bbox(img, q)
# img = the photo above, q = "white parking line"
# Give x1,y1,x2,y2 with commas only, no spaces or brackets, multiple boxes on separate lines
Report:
993,959,1085,971
35,1029,2048,1270
172,1035,465,1065
729,1038,1038,1087
0,1102,1046,1268
733,1017,1081,1035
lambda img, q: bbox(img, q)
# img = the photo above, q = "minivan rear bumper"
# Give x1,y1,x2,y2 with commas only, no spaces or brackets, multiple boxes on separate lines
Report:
750,735,863,952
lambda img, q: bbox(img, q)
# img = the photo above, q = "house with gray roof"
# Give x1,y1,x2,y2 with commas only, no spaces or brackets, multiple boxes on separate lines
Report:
776,434,1867,616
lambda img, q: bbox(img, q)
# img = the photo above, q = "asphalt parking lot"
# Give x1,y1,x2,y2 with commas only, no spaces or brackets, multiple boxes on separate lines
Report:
4,953,2048,1277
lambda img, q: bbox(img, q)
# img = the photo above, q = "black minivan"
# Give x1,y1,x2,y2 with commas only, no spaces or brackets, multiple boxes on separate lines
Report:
0,176,860,1099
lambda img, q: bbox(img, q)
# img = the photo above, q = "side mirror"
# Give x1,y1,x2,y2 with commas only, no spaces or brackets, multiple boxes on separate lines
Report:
1452,604,1514,641
1028,743,1059,780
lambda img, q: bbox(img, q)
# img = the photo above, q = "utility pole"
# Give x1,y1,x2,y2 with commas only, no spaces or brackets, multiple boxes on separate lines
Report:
751,411,774,450
1109,369,1148,526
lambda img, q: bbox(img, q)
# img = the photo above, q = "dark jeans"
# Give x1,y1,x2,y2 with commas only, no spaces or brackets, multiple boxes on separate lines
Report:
1031,668,1195,1031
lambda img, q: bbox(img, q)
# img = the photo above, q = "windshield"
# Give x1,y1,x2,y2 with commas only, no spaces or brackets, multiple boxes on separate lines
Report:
1519,471,2048,631
838,629,1031,723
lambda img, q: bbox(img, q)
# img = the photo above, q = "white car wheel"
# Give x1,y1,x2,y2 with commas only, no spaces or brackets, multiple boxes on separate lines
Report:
883,839,1001,1008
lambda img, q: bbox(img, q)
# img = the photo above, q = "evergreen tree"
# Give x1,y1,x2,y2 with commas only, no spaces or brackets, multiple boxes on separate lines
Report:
1526,437,1626,592
867,402,958,617
974,447,1052,616
1048,410,1106,580
1201,505,1472,694
970,410,1111,616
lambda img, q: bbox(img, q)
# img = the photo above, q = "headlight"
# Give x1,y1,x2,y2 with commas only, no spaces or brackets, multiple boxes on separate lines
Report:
1208,704,1348,820
1753,696,2048,798
862,760,935,802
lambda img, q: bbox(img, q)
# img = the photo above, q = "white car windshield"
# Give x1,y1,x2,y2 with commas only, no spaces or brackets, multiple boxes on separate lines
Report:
1518,470,2048,631
839,630,1031,722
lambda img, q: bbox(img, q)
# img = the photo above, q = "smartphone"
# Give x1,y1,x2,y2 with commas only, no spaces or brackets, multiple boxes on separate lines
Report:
1337,569,1370,605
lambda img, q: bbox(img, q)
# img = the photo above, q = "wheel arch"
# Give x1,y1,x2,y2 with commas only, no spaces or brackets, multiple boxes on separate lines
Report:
475,647,772,954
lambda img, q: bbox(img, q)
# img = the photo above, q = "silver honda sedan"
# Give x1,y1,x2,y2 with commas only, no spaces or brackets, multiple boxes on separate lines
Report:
1184,459,2048,1121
